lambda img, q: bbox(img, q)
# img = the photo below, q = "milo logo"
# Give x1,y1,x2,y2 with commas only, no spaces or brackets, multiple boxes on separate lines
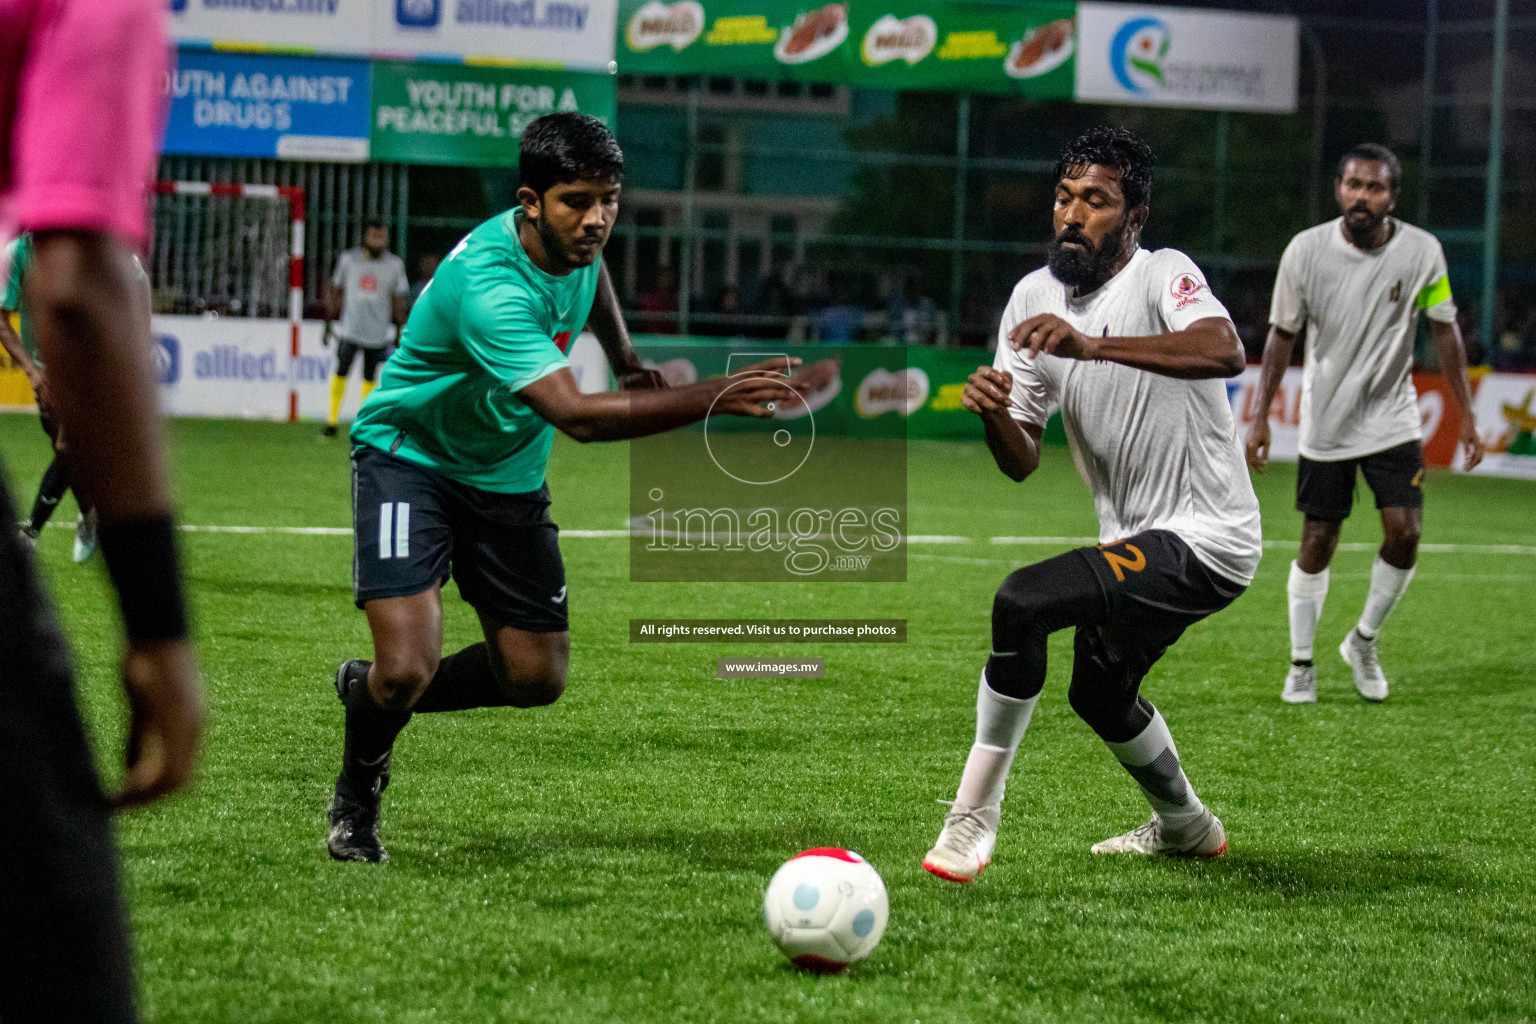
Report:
861,14,936,66
627,1,706,51
856,367,929,417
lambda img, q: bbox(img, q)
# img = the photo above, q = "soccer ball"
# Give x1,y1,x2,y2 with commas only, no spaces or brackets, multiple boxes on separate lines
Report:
763,848,888,973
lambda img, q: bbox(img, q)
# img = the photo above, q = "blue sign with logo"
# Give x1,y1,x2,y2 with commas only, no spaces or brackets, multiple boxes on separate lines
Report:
396,0,441,28
1109,17,1171,94
153,334,181,386
163,50,372,162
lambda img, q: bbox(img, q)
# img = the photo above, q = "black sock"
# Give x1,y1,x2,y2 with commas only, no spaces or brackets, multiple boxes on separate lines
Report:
411,643,511,713
342,675,411,796
26,457,70,530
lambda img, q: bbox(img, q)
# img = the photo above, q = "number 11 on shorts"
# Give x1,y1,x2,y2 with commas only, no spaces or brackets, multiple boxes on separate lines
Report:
378,502,410,560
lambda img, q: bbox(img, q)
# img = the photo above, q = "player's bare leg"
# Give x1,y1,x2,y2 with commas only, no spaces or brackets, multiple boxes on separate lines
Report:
329,593,571,861
1285,517,1342,703
329,587,443,862
1341,506,1420,702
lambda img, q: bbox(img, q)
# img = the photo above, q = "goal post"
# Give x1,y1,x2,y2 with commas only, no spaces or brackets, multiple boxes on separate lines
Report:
150,180,307,421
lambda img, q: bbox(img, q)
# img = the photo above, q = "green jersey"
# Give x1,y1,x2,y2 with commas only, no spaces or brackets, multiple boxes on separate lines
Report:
2,234,37,362
351,209,600,493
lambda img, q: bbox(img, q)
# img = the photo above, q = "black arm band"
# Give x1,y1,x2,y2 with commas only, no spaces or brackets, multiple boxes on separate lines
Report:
98,513,190,642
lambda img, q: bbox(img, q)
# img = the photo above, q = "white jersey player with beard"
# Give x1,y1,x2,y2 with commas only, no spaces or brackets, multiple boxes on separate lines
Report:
1273,217,1456,461
924,127,1261,884
1249,145,1484,707
994,246,1262,587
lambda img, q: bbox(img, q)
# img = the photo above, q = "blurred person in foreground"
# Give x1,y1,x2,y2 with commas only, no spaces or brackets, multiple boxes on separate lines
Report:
0,1,205,1021
2,231,101,560
322,218,409,437
324,114,832,863
1246,144,1483,705
923,127,1257,883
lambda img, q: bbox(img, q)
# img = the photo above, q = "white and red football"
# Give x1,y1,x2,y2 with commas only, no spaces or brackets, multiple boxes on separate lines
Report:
762,847,888,973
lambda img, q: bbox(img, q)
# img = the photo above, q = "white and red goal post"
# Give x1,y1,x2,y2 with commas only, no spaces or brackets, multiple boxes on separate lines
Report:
151,181,307,421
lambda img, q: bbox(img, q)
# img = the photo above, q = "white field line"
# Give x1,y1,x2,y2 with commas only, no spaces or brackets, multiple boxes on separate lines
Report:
40,521,1536,555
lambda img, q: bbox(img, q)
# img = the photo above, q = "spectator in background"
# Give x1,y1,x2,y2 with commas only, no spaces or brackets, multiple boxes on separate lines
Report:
409,252,441,306
712,284,747,340
757,265,798,339
887,272,939,345
323,219,408,438
639,265,680,334
814,274,864,344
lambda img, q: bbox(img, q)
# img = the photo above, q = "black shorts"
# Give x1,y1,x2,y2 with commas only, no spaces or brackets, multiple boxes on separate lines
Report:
351,445,568,632
335,340,390,381
1078,529,1247,680
1296,439,1425,522
0,474,136,1024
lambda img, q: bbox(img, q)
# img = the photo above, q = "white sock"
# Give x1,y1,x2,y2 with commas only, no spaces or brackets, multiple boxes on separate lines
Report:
953,670,1038,809
1103,709,1206,829
1287,561,1329,662
1357,556,1415,640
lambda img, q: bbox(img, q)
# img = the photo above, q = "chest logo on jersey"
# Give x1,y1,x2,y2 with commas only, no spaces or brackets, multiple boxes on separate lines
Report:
359,275,378,292
1169,273,1204,310
553,331,572,353
1389,280,1402,303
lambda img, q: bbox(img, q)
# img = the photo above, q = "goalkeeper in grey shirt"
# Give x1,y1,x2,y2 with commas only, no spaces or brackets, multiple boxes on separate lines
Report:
323,219,408,437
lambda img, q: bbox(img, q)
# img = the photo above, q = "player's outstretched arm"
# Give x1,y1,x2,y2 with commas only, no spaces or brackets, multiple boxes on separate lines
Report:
1430,319,1486,470
963,366,1042,482
587,263,665,390
27,230,205,810
1009,314,1246,381
519,357,833,443
1245,324,1296,473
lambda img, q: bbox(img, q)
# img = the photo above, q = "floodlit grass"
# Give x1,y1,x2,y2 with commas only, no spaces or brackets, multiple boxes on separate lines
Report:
2,413,1533,1023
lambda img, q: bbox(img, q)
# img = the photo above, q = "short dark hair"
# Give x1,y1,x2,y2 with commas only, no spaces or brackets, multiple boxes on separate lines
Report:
519,113,624,196
363,217,388,234
1337,143,1400,191
1054,126,1155,210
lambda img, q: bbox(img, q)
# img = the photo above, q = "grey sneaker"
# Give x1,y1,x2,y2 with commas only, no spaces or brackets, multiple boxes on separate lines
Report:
17,523,39,550
72,508,98,564
1340,628,1388,702
922,800,1000,883
1091,808,1227,859
1282,662,1318,704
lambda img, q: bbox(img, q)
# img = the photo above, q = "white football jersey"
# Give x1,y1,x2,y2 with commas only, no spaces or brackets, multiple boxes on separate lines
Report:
1270,217,1456,461
994,247,1262,586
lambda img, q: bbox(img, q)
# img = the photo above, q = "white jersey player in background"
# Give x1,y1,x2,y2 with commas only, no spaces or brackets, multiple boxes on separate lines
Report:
1246,144,1483,704
923,128,1260,884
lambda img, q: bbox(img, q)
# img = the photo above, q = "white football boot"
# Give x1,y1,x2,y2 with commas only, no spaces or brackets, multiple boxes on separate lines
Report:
922,801,1000,883
1091,808,1227,859
1281,662,1318,704
1339,628,1388,702
73,508,98,564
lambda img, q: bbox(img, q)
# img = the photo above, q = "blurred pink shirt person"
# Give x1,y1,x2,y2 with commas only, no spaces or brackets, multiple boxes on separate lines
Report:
0,0,168,247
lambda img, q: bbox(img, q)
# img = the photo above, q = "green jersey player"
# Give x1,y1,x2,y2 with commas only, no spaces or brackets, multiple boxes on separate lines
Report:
327,113,823,862
3,232,105,562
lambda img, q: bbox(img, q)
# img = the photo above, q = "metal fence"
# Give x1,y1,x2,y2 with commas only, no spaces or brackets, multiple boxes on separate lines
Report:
153,157,410,318
147,5,1536,368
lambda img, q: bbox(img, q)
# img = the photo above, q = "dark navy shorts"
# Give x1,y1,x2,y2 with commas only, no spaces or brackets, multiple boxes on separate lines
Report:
351,445,568,632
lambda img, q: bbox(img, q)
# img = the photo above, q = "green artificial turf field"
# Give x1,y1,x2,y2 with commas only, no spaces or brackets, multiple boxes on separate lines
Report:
2,413,1533,1023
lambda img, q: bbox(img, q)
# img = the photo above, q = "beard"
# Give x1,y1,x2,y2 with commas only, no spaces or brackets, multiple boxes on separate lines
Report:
538,217,604,269
1343,203,1386,243
1047,219,1128,290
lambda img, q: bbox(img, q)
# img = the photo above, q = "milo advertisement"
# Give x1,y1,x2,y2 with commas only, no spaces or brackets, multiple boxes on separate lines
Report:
852,2,1075,96
621,0,853,80
618,0,1077,94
